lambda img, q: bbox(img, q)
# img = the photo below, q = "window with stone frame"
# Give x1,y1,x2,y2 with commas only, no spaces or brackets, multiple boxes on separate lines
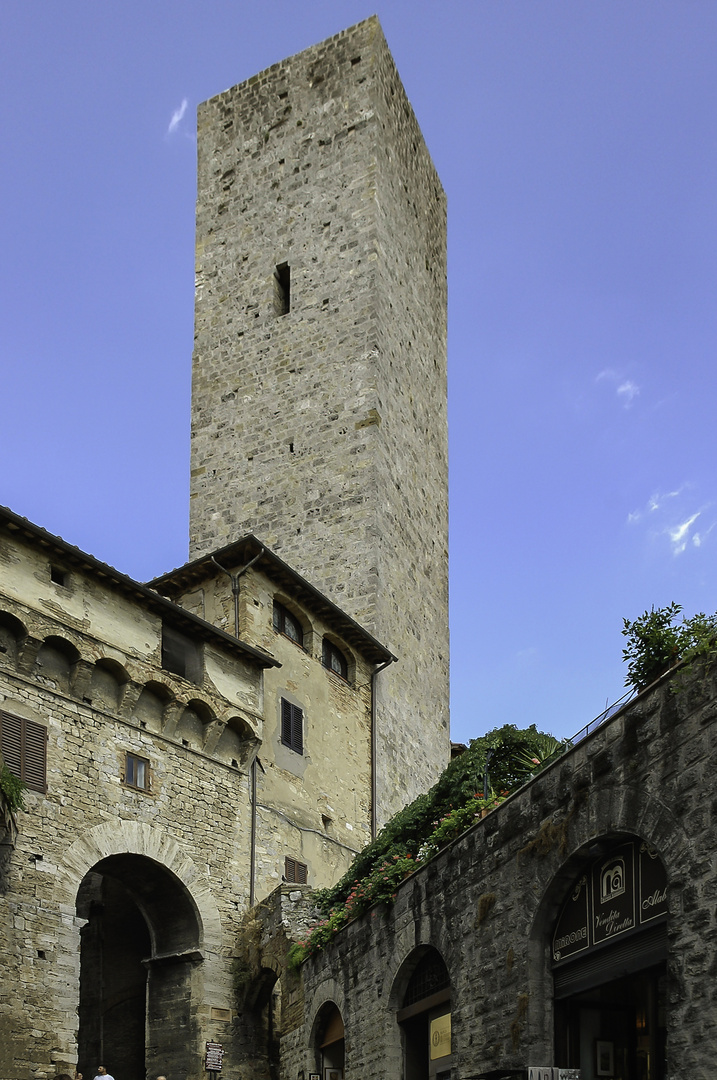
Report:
0,710,47,793
280,698,303,755
322,637,349,681
273,601,304,647
124,751,151,792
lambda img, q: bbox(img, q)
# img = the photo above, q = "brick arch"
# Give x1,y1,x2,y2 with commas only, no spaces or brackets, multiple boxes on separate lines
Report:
55,819,222,950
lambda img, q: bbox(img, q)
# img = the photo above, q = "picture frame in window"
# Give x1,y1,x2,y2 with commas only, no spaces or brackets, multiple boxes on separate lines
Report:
595,1040,614,1076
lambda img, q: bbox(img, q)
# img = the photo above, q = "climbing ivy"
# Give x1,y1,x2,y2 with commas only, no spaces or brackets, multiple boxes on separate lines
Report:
288,724,566,967
0,763,26,815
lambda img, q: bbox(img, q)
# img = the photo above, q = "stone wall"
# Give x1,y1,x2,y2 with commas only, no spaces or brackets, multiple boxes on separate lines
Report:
285,662,717,1078
161,556,378,898
189,16,450,823
0,527,265,1078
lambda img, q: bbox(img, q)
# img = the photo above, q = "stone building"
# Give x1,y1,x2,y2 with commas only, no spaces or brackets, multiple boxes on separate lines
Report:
279,661,717,1080
0,508,390,1078
189,16,450,824
0,17,450,1079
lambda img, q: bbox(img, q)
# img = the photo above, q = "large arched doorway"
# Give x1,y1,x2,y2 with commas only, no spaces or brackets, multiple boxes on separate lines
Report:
552,838,667,1080
76,854,203,1080
396,948,452,1080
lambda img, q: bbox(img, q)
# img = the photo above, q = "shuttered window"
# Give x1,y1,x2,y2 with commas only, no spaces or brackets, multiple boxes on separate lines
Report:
281,698,303,755
0,710,47,793
285,856,308,884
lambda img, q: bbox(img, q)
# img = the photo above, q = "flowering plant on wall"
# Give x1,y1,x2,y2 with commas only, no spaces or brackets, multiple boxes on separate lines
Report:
287,790,506,967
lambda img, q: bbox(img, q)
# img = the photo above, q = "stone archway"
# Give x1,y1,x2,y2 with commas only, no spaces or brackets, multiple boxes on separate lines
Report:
55,822,223,1079
76,853,203,1079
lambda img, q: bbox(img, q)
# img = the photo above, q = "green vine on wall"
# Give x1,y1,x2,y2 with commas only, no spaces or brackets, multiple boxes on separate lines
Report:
0,763,26,815
288,724,567,968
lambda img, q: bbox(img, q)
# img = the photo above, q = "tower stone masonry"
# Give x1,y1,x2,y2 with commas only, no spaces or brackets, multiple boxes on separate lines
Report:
190,17,449,821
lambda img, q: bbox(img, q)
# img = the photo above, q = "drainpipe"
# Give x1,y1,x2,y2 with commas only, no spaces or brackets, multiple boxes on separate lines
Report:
211,550,264,907
370,657,395,839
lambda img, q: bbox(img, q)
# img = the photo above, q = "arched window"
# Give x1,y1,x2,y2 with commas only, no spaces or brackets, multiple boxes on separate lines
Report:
552,838,667,1077
322,638,348,681
273,601,303,647
396,948,452,1080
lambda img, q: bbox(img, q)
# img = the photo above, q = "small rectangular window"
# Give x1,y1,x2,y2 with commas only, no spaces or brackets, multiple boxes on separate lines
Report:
0,710,47,793
50,565,68,586
284,856,308,884
124,752,150,791
161,623,203,685
280,698,303,755
274,262,290,316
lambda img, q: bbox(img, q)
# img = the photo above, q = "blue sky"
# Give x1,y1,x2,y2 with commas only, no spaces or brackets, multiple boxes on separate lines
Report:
2,1,716,744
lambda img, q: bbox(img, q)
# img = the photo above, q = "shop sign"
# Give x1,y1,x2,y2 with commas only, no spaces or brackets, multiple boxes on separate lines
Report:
592,843,635,945
639,842,668,923
552,875,589,962
553,840,666,963
429,1011,451,1060
528,1070,581,1079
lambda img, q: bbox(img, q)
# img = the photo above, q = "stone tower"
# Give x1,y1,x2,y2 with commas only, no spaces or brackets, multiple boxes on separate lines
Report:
189,17,448,823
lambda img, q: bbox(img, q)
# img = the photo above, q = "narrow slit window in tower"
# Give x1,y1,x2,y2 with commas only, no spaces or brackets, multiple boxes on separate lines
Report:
274,262,290,315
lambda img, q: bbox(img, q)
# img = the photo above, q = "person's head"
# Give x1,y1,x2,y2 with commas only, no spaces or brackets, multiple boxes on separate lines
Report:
96,1068,107,1076
156,1075,167,1080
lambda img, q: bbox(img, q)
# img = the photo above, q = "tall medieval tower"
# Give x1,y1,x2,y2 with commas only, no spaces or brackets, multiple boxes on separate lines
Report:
189,17,448,823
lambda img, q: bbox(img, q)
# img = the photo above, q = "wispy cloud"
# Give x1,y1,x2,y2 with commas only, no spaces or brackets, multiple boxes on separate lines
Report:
617,380,639,406
596,369,641,409
628,488,682,525
167,98,188,136
628,487,715,555
668,513,700,555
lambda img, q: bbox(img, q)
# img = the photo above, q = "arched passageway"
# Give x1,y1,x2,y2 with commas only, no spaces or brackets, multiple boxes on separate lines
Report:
395,948,452,1080
552,838,667,1080
76,854,203,1080
313,1002,345,1080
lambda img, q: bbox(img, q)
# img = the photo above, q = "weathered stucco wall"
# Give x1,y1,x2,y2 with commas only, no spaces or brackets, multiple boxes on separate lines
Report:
286,663,717,1079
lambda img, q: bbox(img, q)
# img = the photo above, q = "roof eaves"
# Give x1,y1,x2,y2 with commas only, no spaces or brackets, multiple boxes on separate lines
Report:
0,506,280,669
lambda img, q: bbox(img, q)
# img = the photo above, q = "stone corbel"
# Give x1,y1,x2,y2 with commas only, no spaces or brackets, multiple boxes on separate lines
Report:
69,659,94,701
16,635,43,676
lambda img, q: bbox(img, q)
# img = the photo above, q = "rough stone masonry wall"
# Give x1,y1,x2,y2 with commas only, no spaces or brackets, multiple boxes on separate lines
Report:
284,663,717,1079
189,17,450,823
0,541,266,1079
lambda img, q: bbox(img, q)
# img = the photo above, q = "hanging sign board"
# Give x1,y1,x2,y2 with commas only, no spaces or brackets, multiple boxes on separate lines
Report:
205,1042,224,1071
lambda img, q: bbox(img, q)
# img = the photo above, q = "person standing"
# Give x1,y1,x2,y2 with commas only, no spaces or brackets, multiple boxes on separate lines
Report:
93,1068,114,1080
